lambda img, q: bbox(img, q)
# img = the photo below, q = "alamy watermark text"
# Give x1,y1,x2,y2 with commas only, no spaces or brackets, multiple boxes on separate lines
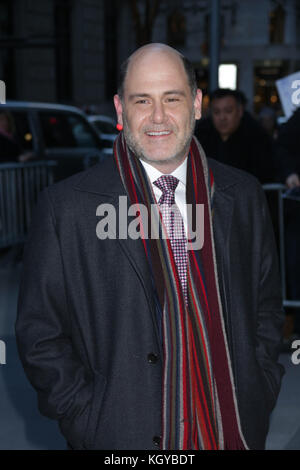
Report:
96,197,205,250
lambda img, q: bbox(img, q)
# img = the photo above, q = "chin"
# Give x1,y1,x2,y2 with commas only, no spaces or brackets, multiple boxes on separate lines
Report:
142,152,185,166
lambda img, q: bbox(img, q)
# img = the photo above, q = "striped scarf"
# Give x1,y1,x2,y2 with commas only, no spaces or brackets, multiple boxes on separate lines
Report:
114,133,248,450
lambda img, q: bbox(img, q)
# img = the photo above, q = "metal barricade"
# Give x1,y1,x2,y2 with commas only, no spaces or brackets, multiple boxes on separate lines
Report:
263,183,300,309
0,161,56,248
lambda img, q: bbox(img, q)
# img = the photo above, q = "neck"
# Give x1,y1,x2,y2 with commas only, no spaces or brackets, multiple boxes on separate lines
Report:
139,154,188,175
220,133,230,142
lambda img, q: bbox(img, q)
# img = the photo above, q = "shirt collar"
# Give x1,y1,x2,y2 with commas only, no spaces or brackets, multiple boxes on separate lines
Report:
140,156,187,187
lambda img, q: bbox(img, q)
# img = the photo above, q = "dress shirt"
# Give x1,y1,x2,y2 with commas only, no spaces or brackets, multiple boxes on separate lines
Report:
140,157,188,234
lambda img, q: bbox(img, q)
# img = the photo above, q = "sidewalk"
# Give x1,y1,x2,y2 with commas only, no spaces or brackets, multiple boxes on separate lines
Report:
0,248,65,449
266,353,300,450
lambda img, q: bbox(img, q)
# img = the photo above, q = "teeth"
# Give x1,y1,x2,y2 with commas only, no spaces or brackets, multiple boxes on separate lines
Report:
147,131,170,136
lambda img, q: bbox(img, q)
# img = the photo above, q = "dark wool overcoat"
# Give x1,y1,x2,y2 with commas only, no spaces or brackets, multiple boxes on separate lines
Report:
15,154,285,450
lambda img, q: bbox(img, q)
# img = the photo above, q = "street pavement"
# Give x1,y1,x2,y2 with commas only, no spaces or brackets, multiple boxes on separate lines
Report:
0,247,299,450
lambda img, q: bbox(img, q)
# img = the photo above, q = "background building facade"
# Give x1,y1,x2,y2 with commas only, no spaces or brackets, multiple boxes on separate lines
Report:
0,0,299,117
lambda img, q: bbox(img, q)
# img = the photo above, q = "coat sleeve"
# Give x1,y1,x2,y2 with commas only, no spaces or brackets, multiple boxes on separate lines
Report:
255,184,285,411
15,188,102,449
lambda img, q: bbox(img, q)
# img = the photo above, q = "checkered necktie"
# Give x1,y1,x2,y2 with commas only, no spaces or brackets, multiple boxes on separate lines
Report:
154,175,188,302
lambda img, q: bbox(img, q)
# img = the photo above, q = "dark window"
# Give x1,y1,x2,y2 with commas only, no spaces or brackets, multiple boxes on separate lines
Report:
54,0,72,102
104,0,118,100
39,112,99,148
0,0,15,99
269,4,285,44
167,9,186,47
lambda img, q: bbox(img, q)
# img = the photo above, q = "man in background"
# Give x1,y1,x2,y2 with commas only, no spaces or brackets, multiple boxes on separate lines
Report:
276,108,300,345
195,88,276,184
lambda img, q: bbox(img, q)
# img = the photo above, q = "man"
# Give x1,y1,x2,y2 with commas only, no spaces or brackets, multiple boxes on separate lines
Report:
195,88,276,184
16,43,284,450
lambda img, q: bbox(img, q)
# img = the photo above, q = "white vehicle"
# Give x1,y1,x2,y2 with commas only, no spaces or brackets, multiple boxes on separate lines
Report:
0,101,107,181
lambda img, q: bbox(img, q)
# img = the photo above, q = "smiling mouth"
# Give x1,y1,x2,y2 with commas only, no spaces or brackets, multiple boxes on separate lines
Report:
146,131,172,137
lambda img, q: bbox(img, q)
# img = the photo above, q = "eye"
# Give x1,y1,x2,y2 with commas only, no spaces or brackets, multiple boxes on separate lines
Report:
166,97,180,103
136,99,149,104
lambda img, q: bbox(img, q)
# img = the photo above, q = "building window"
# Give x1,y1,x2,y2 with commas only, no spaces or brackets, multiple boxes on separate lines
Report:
0,0,15,99
167,9,186,47
253,60,288,113
218,64,238,90
104,0,118,100
269,3,285,44
54,0,72,102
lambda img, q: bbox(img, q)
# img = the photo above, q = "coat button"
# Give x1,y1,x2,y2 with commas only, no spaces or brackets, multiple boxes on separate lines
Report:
147,353,158,364
153,435,161,447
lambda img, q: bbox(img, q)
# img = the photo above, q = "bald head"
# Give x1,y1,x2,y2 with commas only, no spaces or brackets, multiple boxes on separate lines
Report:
130,42,179,60
118,43,197,100
128,43,181,67
113,42,202,173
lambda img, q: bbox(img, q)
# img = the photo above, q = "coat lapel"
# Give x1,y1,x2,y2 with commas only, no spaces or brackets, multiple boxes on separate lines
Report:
73,159,162,351
208,158,236,276
209,158,236,358
213,188,234,272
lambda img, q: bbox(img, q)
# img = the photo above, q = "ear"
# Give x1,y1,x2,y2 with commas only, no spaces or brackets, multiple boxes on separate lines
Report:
194,89,202,120
113,94,124,126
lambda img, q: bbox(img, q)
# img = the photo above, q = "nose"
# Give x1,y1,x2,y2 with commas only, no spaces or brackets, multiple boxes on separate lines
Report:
150,100,165,124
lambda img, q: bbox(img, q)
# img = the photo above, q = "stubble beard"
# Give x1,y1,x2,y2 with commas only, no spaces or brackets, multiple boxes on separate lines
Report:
122,110,196,167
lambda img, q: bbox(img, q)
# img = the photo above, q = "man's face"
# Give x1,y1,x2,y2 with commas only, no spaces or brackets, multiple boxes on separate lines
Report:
211,96,243,141
114,48,202,173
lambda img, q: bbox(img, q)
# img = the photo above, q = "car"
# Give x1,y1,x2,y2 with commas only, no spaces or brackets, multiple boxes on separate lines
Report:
88,115,118,153
0,101,109,181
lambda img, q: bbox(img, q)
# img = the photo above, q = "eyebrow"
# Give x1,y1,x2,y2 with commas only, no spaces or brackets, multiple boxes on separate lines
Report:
128,90,187,101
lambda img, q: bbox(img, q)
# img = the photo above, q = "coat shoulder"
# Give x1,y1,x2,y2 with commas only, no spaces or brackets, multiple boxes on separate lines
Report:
208,157,262,193
45,157,119,202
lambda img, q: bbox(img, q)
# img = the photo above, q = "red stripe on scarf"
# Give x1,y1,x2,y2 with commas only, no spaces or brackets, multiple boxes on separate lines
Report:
114,133,247,450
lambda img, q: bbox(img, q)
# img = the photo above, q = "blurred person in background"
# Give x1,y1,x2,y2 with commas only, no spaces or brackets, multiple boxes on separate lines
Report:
196,90,290,345
258,106,279,141
276,107,300,347
195,88,277,184
277,107,300,189
0,111,34,163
